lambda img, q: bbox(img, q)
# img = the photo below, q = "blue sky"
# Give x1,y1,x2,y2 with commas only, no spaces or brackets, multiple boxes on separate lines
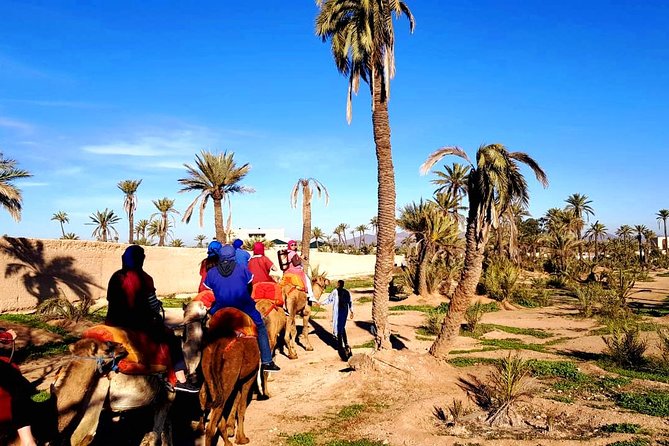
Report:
1,1,668,244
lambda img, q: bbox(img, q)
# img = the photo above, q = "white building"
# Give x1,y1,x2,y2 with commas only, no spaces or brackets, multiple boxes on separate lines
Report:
655,236,668,254
232,227,287,247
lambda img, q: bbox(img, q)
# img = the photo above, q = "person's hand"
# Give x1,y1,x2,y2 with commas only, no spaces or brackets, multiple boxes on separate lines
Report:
6,329,17,340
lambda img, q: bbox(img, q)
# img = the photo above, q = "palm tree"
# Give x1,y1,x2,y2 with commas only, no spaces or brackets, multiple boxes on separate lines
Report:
179,150,253,244
634,224,648,265
151,198,179,247
585,220,607,261
135,219,149,240
88,209,121,242
316,0,415,350
0,153,32,221
421,143,548,358
369,216,378,240
170,239,185,247
195,234,207,248
291,178,329,269
117,179,142,244
397,200,431,295
338,223,350,246
332,226,343,245
51,211,69,238
62,232,79,240
312,227,324,249
657,209,669,255
355,224,368,246
431,162,470,206
616,224,634,243
565,193,594,259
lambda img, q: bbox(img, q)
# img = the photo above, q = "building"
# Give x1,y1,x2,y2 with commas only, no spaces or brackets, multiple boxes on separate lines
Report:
232,227,286,244
654,236,668,254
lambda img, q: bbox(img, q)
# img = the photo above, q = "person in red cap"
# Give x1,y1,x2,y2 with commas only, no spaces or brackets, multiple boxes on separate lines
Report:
248,242,278,284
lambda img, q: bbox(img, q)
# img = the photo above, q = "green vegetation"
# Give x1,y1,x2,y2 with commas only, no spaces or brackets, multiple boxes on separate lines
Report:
326,440,386,446
526,360,581,379
31,391,52,403
615,390,669,417
356,296,372,304
336,404,365,420
286,432,317,446
600,423,643,434
463,323,553,339
447,357,498,367
325,276,374,293
605,439,651,446
597,359,669,384
0,313,69,337
479,338,548,352
352,340,375,349
390,304,441,313
160,295,191,308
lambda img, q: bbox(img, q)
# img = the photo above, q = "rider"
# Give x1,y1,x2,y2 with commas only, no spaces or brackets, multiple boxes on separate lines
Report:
0,328,38,446
105,245,198,393
198,240,221,292
232,238,250,268
248,241,278,284
203,244,280,372
285,240,315,302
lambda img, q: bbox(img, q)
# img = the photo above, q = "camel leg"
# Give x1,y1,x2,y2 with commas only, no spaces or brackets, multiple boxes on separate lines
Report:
300,306,314,351
205,407,224,446
234,377,255,445
284,313,298,359
70,376,110,446
143,390,174,446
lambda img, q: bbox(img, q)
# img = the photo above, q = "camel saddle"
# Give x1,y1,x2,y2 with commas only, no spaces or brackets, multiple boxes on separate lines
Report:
83,325,171,376
280,273,306,293
208,308,257,340
252,281,284,307
0,358,18,425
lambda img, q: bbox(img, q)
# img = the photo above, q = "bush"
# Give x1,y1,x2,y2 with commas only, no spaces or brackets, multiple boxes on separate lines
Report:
658,326,669,365
512,287,551,308
36,292,101,323
575,282,605,318
464,302,484,332
481,258,520,302
614,390,669,417
546,275,569,289
603,325,648,367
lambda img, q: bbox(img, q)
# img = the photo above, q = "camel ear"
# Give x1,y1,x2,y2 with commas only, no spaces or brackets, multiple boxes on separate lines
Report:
183,302,188,310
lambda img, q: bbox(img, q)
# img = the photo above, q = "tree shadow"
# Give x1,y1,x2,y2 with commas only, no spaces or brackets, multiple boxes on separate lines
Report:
308,318,339,350
353,321,407,350
2,237,101,304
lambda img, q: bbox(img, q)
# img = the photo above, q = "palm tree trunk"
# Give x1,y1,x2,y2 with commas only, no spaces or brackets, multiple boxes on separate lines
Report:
128,210,134,244
213,197,226,243
417,242,431,296
301,186,312,270
371,70,395,350
663,221,668,256
159,213,167,247
60,222,65,238
430,201,486,358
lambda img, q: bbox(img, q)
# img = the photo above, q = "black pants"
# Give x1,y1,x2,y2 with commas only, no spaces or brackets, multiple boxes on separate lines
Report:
0,361,35,429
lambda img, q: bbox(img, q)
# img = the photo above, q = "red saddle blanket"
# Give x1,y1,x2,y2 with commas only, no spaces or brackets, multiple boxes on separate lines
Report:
208,308,257,339
83,325,171,376
193,289,215,309
252,282,284,306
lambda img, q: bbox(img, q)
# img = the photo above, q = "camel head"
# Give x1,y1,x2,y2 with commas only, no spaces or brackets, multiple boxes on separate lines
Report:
68,338,128,372
182,300,208,325
310,266,330,299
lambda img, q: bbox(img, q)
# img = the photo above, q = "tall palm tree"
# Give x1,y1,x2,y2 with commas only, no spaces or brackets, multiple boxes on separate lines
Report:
312,227,324,248
135,219,149,240
634,224,648,264
0,153,32,221
369,216,378,239
421,143,548,358
195,234,207,248
431,162,470,206
117,179,142,244
564,193,594,259
657,209,669,255
332,226,343,245
355,224,368,246
585,220,607,261
316,0,414,350
178,150,253,244
291,178,329,269
147,219,171,244
397,200,431,295
338,223,350,246
51,211,69,238
151,198,179,247
616,224,633,243
350,229,357,248
88,209,121,242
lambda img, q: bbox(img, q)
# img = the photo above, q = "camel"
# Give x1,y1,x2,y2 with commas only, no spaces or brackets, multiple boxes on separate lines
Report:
282,271,329,359
199,309,259,446
52,337,175,446
181,296,286,397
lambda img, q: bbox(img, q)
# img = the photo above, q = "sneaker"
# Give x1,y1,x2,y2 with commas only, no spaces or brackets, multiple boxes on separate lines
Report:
174,381,200,393
262,361,281,373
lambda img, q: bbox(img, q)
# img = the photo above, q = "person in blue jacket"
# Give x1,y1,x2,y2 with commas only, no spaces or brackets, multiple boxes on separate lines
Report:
204,244,280,372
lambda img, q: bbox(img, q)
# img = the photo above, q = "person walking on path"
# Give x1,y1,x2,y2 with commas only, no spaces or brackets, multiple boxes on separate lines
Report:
204,244,280,372
321,280,354,359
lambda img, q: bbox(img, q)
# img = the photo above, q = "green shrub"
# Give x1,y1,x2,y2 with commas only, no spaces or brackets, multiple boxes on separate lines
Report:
546,275,569,289
603,326,648,367
286,432,317,446
658,326,669,364
527,360,581,379
481,258,520,302
464,302,484,332
615,390,669,416
600,423,643,434
605,439,650,446
326,440,386,446
575,282,605,318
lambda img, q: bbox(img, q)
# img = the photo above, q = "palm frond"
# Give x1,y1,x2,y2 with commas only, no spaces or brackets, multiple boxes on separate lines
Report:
420,146,471,175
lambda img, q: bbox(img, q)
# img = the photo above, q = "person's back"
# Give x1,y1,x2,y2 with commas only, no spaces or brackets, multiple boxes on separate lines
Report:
248,242,276,284
233,239,250,267
205,261,253,315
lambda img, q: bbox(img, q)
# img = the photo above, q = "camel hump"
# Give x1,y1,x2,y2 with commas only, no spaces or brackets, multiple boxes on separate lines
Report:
252,281,284,306
82,325,171,375
208,308,257,339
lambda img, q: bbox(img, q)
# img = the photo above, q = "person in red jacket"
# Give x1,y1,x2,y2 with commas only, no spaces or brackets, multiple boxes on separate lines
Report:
198,241,221,292
0,328,38,446
248,242,278,284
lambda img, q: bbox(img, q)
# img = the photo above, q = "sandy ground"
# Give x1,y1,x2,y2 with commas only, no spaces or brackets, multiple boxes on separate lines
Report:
5,272,669,445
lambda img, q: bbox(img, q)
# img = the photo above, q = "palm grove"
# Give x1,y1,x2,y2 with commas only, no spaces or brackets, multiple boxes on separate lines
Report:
3,1,669,360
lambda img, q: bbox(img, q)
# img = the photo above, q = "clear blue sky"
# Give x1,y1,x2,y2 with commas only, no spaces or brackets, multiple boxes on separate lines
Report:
1,1,668,244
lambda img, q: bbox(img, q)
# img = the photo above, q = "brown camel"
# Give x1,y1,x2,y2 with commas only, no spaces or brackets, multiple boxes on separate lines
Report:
282,272,329,359
181,298,286,398
52,338,174,446
199,309,259,446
